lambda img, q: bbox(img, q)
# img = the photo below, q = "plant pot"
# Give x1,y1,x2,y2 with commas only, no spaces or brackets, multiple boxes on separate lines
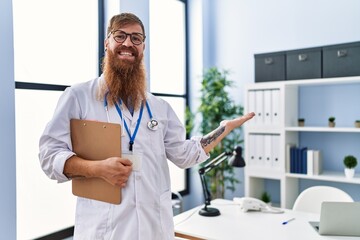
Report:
328,122,335,127
298,120,305,127
344,168,355,179
355,122,360,128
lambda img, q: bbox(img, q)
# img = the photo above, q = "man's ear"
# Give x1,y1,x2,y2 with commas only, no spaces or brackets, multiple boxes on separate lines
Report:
104,39,109,52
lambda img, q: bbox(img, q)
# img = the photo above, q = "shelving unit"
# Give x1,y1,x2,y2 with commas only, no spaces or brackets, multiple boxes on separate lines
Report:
244,76,360,209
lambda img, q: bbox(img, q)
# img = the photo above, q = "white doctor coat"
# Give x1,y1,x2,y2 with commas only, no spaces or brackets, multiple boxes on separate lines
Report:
39,76,209,240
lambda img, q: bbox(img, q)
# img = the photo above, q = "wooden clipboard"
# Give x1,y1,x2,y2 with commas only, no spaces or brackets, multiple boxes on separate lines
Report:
70,119,122,204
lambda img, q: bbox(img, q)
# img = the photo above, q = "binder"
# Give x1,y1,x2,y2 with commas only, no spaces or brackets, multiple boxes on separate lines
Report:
271,89,280,125
255,90,264,125
306,150,313,176
296,148,302,173
290,146,297,173
286,143,295,173
248,91,257,125
70,119,122,204
255,134,265,166
248,134,257,166
313,150,323,175
271,135,281,169
264,134,272,168
301,147,308,174
263,90,272,125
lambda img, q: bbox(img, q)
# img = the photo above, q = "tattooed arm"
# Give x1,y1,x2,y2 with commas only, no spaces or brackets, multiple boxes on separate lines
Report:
200,112,255,154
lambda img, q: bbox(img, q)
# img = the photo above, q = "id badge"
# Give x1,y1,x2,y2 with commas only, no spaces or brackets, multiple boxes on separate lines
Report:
123,152,142,171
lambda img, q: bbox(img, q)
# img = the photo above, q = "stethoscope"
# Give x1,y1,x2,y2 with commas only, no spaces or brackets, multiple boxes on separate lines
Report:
104,93,158,151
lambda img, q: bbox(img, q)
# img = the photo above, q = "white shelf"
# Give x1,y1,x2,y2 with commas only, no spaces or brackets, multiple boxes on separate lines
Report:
283,76,360,86
245,169,284,180
285,127,360,133
244,76,360,209
246,126,282,134
286,171,360,184
245,76,360,89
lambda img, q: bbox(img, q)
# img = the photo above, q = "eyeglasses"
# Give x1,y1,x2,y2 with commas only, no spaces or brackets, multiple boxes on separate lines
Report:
109,30,145,45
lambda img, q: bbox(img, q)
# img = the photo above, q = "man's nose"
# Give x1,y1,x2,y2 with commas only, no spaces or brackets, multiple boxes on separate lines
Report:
122,36,133,46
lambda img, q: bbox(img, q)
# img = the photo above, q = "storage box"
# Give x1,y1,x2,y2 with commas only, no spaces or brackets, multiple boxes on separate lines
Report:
255,52,286,82
286,47,322,80
323,42,360,78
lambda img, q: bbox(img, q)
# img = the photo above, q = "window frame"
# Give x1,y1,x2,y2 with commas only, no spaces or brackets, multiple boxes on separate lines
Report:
13,1,104,238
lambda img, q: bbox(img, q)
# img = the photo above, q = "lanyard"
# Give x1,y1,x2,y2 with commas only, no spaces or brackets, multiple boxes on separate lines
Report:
104,93,156,150
114,100,144,151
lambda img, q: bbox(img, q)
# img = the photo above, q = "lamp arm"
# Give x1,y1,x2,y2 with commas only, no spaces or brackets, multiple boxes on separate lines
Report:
203,152,227,169
199,171,211,208
204,155,228,174
198,152,230,209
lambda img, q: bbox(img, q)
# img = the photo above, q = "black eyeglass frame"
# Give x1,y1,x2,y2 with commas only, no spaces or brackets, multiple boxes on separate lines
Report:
108,30,146,46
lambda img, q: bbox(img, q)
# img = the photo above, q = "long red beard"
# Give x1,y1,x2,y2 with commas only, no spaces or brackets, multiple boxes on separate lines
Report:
102,46,147,110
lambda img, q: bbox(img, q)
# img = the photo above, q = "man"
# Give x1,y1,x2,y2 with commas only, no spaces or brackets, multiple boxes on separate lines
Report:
39,13,254,239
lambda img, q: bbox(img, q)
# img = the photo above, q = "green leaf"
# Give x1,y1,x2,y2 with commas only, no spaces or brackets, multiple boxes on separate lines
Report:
185,67,244,198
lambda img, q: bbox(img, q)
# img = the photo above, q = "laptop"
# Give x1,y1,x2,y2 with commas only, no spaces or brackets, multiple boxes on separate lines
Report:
309,202,360,236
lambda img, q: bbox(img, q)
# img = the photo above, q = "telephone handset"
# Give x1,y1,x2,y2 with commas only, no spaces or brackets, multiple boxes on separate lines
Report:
233,197,284,214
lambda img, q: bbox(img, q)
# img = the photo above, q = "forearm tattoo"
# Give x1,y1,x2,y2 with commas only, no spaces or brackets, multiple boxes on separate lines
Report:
200,125,225,148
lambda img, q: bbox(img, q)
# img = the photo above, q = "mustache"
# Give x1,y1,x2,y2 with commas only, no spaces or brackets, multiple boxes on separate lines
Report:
116,45,139,57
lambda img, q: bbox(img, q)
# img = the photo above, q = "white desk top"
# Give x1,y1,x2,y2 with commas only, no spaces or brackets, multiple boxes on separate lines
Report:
174,199,360,240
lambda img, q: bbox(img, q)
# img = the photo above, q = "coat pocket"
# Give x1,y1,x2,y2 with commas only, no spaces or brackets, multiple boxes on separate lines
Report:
159,190,174,239
74,197,111,239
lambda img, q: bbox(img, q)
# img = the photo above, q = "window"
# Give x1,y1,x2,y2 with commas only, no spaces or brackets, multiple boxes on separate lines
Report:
13,0,99,239
13,0,98,85
149,0,189,194
13,1,189,238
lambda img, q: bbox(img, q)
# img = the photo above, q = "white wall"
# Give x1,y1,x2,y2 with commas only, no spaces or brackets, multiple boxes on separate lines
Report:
0,0,16,238
183,0,206,211
205,0,360,104
187,0,360,204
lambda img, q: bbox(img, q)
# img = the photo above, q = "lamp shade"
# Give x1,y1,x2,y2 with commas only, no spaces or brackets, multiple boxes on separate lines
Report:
228,146,245,168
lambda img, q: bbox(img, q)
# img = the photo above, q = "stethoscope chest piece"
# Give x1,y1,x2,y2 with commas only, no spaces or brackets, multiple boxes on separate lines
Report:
147,119,158,131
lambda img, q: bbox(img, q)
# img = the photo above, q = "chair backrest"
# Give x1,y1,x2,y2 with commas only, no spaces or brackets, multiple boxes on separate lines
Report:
292,186,353,214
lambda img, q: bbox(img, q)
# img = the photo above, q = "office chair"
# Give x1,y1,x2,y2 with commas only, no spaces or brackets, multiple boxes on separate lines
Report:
292,186,353,214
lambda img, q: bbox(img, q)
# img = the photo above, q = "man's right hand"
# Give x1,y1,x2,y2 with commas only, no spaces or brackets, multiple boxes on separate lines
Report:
96,157,133,187
64,156,133,188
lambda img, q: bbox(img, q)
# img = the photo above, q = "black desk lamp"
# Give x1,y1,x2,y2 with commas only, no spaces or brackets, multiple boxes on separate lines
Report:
198,146,245,217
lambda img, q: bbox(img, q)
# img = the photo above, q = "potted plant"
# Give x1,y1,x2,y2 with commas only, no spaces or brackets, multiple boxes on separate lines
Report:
186,67,243,198
328,116,335,127
261,191,271,205
343,155,357,179
355,120,360,128
298,118,305,127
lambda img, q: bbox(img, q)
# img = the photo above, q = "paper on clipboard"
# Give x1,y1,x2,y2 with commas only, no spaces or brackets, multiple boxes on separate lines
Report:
70,119,122,204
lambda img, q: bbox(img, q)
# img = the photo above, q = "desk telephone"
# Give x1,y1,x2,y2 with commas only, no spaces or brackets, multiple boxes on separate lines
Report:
233,197,284,214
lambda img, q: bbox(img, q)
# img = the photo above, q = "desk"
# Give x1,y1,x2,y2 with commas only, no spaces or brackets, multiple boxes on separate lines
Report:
174,199,360,240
